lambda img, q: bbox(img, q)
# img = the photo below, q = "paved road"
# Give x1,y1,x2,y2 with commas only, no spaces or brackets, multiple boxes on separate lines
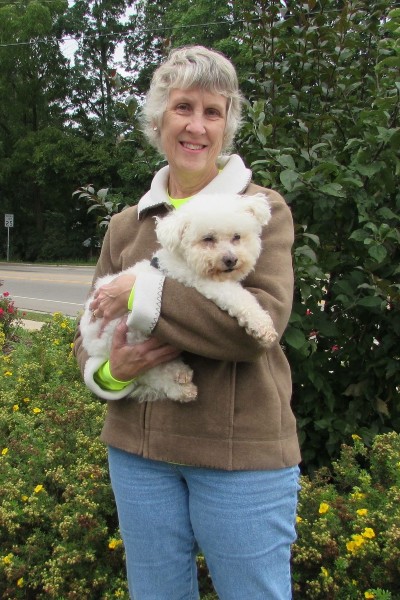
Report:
0,263,95,317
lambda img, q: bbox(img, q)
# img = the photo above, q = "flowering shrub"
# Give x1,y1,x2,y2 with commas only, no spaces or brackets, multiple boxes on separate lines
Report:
1,311,399,599
0,288,22,346
0,314,129,599
293,433,400,599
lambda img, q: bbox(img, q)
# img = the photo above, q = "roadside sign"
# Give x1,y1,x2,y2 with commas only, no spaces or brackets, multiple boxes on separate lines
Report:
5,214,14,228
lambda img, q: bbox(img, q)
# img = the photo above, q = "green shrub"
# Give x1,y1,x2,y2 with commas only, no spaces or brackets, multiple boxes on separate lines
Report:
0,314,129,599
293,432,400,599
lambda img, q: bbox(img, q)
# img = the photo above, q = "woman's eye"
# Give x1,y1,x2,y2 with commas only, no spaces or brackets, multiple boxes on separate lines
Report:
176,103,190,113
206,108,222,118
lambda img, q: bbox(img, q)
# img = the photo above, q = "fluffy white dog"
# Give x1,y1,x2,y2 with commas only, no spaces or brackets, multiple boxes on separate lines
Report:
80,193,278,403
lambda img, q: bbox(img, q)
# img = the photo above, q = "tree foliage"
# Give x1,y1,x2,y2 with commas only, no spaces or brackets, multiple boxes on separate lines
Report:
235,1,400,470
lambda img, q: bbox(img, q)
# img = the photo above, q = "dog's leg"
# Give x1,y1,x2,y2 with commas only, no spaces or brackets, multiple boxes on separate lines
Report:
133,359,197,403
194,280,278,348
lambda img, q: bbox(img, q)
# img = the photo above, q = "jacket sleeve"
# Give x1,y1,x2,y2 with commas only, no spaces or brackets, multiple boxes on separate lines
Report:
73,225,115,382
131,189,294,363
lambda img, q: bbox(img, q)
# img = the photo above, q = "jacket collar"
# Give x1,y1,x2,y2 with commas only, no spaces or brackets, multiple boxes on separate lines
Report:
137,154,252,218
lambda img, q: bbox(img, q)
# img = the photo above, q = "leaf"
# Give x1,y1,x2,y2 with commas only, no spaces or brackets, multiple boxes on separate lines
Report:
319,183,346,197
280,169,299,191
295,245,317,263
368,245,387,263
357,296,383,308
276,154,296,169
284,327,307,349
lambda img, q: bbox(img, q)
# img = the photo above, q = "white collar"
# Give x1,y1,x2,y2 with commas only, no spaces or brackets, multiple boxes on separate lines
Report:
137,154,252,218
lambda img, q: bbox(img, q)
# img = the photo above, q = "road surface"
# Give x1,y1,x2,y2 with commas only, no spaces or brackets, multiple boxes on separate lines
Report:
0,263,95,317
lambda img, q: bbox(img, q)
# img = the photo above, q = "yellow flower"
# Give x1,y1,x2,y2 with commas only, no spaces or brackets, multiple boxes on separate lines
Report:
108,539,123,550
347,540,357,553
352,434,362,440
34,484,44,494
53,339,60,345
296,515,303,523
346,534,366,553
365,593,375,599
4,370,12,376
1,447,8,456
362,527,375,539
23,397,30,403
32,407,41,414
2,553,13,565
350,491,366,501
21,495,28,502
13,404,19,411
319,502,330,514
61,322,67,328
17,577,24,588
352,534,365,547
321,567,329,578
356,509,368,516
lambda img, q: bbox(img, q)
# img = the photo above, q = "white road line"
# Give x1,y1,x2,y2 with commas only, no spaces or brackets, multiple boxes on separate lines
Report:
13,295,83,306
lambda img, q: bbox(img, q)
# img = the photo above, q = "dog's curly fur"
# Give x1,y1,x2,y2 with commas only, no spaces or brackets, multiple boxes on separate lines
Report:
80,193,277,402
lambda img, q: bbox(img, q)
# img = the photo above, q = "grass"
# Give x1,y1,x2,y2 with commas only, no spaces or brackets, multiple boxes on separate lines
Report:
19,310,54,323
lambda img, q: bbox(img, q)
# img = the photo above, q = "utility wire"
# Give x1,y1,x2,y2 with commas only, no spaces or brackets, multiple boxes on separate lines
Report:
0,5,398,49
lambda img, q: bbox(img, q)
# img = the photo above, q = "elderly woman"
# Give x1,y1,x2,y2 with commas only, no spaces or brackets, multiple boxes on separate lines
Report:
74,45,301,600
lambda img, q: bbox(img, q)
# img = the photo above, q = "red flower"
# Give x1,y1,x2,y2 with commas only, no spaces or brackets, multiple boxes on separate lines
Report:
7,305,14,314
2,291,10,297
331,345,340,352
0,308,4,317
306,309,313,315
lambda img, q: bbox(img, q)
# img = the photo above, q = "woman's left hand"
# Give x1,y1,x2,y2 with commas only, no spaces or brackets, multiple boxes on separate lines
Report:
90,273,136,327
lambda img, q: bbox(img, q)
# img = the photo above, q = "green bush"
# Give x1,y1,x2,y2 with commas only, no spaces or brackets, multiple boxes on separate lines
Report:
1,310,399,599
293,432,400,599
237,1,400,471
0,314,129,599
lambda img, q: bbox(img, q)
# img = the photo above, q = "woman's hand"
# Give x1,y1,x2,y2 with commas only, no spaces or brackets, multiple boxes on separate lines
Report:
109,318,182,381
90,273,135,327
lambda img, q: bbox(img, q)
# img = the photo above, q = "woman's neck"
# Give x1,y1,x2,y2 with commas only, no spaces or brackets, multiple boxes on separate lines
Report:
168,165,219,199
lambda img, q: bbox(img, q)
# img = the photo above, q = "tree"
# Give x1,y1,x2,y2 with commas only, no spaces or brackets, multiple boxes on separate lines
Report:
236,0,400,470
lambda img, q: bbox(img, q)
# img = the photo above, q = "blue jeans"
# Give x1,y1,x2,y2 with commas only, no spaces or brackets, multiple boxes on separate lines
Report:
108,446,300,600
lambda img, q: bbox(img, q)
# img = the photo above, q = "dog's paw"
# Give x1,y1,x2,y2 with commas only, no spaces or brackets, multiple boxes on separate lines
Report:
248,324,278,348
177,381,198,403
174,369,194,385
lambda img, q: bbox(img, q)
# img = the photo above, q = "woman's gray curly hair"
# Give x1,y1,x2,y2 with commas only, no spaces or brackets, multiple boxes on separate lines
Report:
141,45,243,154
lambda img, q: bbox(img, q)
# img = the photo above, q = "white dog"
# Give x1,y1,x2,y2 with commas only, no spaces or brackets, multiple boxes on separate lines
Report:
80,193,278,403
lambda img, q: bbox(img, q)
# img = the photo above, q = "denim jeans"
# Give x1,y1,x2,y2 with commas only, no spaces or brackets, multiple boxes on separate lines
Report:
108,446,300,600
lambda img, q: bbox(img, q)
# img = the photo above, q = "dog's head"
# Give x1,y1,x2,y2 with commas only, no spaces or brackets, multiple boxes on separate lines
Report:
155,193,271,281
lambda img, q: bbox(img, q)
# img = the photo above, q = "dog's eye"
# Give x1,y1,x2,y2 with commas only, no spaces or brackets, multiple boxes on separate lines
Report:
232,234,241,242
202,235,215,244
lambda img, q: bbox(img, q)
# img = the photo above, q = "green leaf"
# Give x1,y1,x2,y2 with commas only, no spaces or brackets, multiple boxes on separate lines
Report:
357,296,383,308
319,183,346,197
284,327,307,349
368,245,387,263
280,169,299,191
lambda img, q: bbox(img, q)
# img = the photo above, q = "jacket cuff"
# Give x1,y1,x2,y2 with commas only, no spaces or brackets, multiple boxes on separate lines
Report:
84,356,137,401
126,270,165,335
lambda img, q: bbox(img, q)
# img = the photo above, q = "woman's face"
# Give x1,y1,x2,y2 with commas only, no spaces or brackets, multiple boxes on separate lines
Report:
159,87,227,188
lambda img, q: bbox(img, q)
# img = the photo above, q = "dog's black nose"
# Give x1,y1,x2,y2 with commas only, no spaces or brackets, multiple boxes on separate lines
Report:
223,255,238,269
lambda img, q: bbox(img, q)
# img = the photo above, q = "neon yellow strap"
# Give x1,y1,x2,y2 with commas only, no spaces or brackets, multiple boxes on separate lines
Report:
128,285,135,310
94,361,135,391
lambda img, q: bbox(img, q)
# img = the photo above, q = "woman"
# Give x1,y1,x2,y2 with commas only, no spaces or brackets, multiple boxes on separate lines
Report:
74,45,301,600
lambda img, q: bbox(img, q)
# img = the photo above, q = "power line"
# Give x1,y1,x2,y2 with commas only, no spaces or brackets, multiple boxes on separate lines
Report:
0,5,398,49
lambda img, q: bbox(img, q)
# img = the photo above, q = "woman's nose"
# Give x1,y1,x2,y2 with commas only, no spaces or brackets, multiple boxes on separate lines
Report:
185,113,206,135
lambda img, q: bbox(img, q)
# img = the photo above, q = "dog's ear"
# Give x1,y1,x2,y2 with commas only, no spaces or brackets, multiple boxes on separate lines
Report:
242,193,272,226
155,213,188,252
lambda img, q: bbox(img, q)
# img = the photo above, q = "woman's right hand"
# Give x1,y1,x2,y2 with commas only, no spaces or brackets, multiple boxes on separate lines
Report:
108,317,182,382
